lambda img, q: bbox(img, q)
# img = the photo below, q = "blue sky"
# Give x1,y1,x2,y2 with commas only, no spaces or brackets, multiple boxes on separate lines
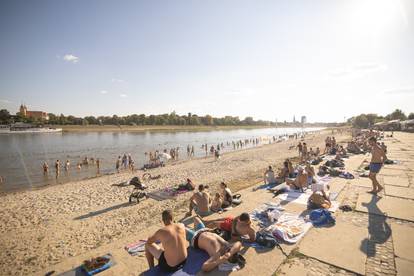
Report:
0,0,413,122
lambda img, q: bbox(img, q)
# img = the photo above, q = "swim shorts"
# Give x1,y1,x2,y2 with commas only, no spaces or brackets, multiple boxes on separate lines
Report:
369,163,382,173
185,221,206,242
158,252,186,273
219,217,234,232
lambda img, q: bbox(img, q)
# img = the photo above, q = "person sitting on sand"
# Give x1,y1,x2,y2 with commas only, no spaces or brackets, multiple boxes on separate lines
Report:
278,161,289,179
211,193,223,212
185,216,243,272
305,162,315,185
205,213,256,242
145,210,188,273
286,167,308,191
287,159,295,178
264,166,277,185
308,184,331,209
186,184,212,217
315,147,321,157
220,182,233,208
368,136,387,194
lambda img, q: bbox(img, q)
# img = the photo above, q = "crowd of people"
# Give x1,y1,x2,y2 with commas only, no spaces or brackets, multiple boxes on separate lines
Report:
42,156,102,177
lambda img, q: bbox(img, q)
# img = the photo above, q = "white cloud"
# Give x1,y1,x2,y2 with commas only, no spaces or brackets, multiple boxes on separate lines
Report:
384,86,414,94
112,78,125,83
63,54,79,63
120,93,127,98
0,99,12,104
329,62,387,79
100,90,108,94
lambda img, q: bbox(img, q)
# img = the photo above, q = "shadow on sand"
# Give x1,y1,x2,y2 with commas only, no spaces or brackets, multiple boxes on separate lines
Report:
74,202,132,220
360,195,392,257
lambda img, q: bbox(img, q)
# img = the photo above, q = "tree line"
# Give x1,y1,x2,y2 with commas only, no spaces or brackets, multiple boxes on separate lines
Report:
0,109,281,126
348,109,414,129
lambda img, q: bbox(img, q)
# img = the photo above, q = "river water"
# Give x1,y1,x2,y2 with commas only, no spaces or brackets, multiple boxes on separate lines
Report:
0,127,323,192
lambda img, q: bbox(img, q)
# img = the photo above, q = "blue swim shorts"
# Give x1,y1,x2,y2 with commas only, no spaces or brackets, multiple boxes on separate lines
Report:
369,163,382,173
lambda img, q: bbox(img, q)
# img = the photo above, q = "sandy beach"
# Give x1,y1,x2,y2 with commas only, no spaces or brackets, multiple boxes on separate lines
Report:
0,129,347,275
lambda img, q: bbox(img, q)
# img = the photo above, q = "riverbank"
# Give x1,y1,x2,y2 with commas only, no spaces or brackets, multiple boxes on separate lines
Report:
0,128,349,275
55,124,330,132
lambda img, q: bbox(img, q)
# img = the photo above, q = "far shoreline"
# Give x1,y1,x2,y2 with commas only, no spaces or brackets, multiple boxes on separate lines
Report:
53,124,329,133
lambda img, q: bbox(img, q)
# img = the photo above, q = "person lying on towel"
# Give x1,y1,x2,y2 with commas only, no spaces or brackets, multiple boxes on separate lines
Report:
205,213,256,242
186,216,243,272
145,210,188,273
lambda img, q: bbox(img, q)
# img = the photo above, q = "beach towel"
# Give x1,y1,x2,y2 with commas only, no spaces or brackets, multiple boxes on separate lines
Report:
144,248,209,276
125,240,146,256
269,213,312,244
218,262,240,272
60,254,115,276
147,187,189,201
339,172,354,179
250,203,285,227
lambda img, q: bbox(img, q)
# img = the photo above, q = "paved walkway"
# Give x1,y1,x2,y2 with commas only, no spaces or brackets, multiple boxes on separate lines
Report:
42,132,414,276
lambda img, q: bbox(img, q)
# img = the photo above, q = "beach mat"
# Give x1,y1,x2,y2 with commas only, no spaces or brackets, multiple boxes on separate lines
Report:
144,248,209,276
147,187,190,201
59,253,115,276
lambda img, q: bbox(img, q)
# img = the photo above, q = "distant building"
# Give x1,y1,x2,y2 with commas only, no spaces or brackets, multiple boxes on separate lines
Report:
19,104,49,121
293,115,296,123
301,116,307,124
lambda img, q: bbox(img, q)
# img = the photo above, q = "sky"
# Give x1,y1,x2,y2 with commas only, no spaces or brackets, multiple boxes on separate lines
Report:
0,0,413,123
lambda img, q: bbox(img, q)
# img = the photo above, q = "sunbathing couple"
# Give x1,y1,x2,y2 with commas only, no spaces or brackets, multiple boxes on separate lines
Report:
265,161,315,192
146,210,253,273
186,182,237,217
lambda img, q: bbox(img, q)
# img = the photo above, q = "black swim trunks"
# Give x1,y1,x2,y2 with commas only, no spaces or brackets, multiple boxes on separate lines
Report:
158,252,186,273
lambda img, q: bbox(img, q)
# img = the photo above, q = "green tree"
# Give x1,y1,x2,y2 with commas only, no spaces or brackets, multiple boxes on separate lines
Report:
0,109,11,124
385,109,407,121
408,113,414,120
353,114,369,128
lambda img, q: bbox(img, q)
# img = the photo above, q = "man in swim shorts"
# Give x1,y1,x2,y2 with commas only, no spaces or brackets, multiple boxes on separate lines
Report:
368,136,387,194
145,210,187,272
205,213,256,242
185,216,242,272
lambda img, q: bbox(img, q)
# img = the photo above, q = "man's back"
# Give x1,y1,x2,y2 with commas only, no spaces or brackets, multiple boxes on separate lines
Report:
159,224,188,266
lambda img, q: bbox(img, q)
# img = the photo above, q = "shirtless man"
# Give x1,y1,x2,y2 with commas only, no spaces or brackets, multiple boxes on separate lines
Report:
286,167,307,191
186,184,212,217
368,137,387,194
145,210,188,273
185,217,242,272
205,212,256,242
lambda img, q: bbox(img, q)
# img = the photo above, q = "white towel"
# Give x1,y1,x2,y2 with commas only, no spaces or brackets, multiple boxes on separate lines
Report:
218,262,240,271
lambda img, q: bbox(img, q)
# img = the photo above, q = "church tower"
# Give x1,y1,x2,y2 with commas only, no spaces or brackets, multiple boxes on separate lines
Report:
19,104,27,116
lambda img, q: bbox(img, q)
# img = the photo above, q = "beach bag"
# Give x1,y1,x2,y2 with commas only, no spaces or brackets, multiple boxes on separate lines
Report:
255,232,277,249
309,209,335,227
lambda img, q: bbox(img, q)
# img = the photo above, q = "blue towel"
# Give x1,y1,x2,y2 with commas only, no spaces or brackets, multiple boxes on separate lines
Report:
144,248,209,276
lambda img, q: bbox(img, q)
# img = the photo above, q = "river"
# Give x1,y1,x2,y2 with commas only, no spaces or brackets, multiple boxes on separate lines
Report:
0,127,324,192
